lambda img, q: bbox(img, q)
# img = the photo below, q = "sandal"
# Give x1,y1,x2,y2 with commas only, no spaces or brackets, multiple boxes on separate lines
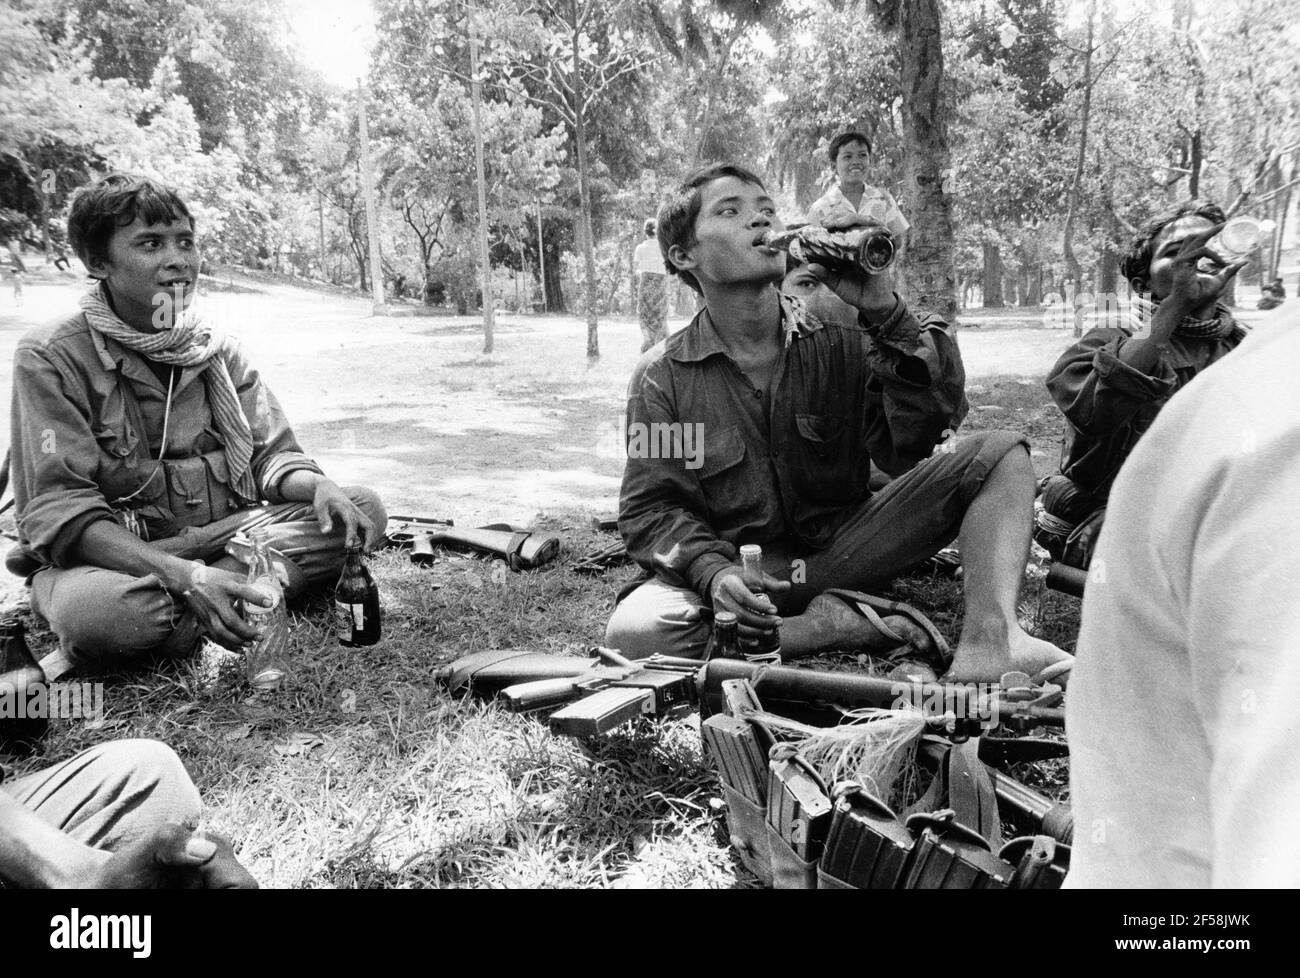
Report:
821,589,952,670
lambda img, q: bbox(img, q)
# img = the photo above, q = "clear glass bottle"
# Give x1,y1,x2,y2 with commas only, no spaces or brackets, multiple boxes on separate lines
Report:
738,544,781,656
335,545,381,647
243,528,290,691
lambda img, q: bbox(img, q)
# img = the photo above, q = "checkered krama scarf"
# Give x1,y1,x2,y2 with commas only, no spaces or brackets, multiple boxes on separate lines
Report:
1128,294,1246,343
80,283,259,502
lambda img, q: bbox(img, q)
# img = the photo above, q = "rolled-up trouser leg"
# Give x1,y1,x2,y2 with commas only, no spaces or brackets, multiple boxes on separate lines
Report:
30,568,201,671
604,576,710,660
3,739,203,850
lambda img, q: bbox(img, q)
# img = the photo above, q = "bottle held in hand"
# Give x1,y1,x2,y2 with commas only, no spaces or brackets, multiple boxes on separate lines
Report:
754,224,895,274
335,545,381,647
242,528,291,691
708,610,744,660
738,544,782,658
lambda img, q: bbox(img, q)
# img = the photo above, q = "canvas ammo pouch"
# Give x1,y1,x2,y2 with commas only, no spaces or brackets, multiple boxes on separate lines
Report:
158,450,242,531
765,744,833,890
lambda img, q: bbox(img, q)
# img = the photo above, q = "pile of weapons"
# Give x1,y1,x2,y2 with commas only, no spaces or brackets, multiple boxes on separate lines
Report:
437,648,1073,889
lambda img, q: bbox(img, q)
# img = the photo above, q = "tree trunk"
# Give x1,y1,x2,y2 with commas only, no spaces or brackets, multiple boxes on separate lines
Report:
894,0,958,320
1062,0,1097,336
572,11,600,360
1189,129,1203,198
981,240,1004,307
543,232,567,313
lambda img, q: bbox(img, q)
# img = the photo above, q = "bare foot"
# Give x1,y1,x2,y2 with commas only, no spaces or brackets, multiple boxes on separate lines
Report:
782,592,932,657
942,627,1073,687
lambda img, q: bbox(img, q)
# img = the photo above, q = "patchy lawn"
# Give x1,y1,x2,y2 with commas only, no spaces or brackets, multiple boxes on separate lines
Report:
8,270,1268,887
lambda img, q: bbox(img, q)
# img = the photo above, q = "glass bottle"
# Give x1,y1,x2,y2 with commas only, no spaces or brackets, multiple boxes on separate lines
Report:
708,610,743,660
738,544,781,656
243,528,290,691
755,224,896,274
0,617,48,747
335,545,381,647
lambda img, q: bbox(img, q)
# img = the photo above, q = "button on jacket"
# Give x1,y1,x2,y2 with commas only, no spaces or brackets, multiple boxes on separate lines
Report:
618,291,968,596
10,311,324,567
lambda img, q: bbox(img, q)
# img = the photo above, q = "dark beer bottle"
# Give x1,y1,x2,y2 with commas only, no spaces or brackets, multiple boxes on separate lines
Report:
0,617,48,748
738,544,781,657
335,545,381,647
709,611,744,660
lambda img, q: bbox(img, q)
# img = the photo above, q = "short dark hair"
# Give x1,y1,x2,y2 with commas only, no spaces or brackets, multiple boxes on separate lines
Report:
1121,198,1226,288
656,163,767,293
643,219,656,236
829,131,872,164
68,173,195,269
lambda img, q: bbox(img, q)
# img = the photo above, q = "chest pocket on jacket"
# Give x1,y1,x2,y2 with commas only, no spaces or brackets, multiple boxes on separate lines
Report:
91,387,140,460
696,424,759,529
791,412,868,504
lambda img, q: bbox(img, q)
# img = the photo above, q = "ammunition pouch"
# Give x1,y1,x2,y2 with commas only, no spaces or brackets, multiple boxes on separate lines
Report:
767,821,820,890
721,784,773,887
115,449,249,540
902,811,1013,889
160,450,243,532
765,747,831,890
707,716,1067,890
1000,835,1072,889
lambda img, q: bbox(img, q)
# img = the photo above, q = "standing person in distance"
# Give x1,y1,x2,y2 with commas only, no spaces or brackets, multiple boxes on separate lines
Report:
634,218,669,352
805,131,910,240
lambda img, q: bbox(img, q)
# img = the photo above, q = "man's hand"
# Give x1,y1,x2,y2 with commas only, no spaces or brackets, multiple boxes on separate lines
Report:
710,567,791,643
184,563,269,652
806,260,897,321
313,478,374,549
1164,221,1249,314
81,824,258,889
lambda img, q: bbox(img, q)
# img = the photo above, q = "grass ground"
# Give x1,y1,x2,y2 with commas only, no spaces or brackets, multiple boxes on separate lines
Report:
0,267,1274,887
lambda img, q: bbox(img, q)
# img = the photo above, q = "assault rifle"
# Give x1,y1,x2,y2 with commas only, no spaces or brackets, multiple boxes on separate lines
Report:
384,515,560,570
437,648,1072,847
437,648,1064,739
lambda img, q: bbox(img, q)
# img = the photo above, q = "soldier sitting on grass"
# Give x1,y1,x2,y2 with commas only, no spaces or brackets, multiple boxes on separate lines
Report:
1037,200,1248,567
6,173,387,675
604,163,1072,686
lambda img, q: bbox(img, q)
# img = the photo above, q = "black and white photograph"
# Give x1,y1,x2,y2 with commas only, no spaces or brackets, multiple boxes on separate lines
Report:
0,0,1293,943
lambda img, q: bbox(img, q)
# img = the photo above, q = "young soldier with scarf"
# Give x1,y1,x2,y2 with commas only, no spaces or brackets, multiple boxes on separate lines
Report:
7,174,386,672
1038,200,1248,565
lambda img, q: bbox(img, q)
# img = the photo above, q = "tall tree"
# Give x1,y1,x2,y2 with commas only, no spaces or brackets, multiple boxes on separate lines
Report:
868,0,958,319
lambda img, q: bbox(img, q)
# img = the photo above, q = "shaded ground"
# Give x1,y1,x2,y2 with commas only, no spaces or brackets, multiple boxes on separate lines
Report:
0,268,1279,887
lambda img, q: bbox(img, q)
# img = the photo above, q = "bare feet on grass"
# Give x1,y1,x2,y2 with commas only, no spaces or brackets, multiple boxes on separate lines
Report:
942,624,1073,687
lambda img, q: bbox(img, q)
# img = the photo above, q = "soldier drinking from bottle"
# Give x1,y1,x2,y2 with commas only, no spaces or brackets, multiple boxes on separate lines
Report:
605,163,1071,686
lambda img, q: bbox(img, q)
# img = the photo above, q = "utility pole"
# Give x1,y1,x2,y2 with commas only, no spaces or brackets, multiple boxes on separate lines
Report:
469,30,495,353
357,79,387,314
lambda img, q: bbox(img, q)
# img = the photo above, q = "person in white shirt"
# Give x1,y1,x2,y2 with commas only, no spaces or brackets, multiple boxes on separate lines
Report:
1065,306,1300,888
805,131,910,240
633,218,668,352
